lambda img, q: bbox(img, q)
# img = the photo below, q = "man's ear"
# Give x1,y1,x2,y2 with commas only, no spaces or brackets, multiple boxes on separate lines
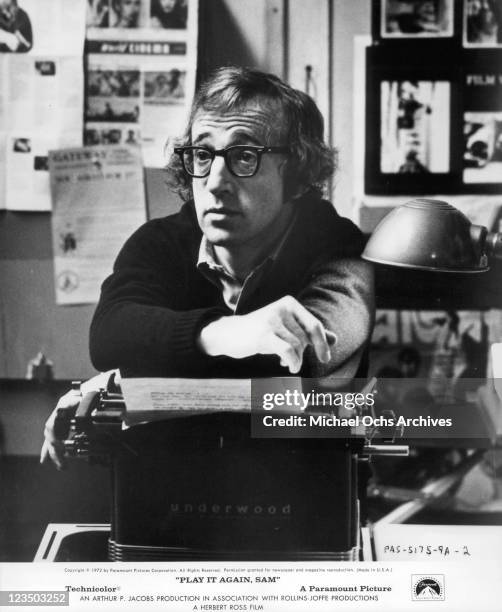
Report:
281,160,306,201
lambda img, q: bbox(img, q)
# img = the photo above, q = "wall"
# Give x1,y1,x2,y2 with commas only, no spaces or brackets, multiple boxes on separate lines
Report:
0,380,71,456
199,0,286,77
331,0,371,219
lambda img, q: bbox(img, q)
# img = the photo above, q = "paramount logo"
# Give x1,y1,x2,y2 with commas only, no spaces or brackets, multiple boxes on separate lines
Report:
169,502,292,517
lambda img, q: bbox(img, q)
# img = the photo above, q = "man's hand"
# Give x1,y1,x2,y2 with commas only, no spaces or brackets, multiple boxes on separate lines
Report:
40,388,81,470
198,295,336,374
40,371,117,469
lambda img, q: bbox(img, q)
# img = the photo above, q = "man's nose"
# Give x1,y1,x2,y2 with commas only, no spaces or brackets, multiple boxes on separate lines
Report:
205,155,232,194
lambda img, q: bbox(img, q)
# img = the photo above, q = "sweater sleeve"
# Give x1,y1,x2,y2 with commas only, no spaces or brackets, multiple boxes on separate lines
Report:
89,221,226,376
298,255,375,379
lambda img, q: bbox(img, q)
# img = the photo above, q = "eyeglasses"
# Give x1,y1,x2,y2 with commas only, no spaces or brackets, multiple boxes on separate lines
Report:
174,145,290,178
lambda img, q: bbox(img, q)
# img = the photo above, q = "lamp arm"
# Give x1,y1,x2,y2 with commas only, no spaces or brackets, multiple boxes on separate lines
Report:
470,224,502,261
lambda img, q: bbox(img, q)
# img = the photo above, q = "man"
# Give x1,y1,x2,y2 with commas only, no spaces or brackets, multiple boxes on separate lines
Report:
42,66,374,467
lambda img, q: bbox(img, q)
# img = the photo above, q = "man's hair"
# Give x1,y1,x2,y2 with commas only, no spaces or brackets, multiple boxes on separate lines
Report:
167,66,336,201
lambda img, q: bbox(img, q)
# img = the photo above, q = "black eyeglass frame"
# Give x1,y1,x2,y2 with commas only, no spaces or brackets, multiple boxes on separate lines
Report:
173,145,290,178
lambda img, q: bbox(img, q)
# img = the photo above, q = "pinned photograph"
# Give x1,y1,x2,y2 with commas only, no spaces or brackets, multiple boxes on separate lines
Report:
464,0,502,46
381,0,454,37
380,80,450,174
463,111,502,182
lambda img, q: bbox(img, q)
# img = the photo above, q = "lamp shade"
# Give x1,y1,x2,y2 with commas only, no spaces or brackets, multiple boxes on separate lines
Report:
362,199,489,273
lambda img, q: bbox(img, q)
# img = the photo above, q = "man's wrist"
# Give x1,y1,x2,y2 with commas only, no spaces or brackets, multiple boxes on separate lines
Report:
197,317,229,356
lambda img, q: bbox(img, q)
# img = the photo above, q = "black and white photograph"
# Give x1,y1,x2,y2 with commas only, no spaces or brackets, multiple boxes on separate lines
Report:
464,111,502,182
87,70,141,97
0,0,32,52
34,60,56,76
87,0,149,29
86,0,110,27
144,69,185,101
84,126,140,145
109,0,142,28
380,79,450,173
380,0,454,37
150,0,188,29
85,97,140,122
33,155,49,171
464,0,502,46
2,1,502,610
12,137,31,152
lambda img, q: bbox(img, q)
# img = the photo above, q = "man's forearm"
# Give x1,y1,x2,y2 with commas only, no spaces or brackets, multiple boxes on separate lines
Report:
298,257,375,378
90,300,226,375
197,296,333,374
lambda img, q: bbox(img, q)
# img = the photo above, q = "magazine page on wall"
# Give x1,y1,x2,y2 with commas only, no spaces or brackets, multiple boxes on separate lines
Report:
85,0,198,167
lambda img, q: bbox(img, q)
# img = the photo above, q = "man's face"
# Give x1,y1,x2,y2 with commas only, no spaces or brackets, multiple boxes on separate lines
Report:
191,105,289,249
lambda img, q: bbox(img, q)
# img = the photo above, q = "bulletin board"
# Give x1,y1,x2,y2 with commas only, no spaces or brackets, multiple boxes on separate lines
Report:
366,0,502,195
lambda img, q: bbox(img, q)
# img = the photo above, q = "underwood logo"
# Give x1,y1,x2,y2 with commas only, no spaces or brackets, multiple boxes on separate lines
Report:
169,502,292,517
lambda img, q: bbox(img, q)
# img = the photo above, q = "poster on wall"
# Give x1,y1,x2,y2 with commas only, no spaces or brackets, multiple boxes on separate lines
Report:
85,0,197,167
0,0,86,211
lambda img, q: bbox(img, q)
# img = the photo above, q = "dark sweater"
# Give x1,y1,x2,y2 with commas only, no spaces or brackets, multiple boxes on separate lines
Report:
89,195,374,378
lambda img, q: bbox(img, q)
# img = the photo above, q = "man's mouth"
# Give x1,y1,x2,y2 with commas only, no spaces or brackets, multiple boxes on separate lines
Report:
205,207,240,217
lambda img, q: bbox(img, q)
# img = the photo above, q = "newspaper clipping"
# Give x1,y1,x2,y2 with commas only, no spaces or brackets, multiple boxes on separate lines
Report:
49,144,146,305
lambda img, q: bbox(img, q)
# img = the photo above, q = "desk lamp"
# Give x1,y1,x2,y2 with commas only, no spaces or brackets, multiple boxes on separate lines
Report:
361,198,502,517
362,198,502,272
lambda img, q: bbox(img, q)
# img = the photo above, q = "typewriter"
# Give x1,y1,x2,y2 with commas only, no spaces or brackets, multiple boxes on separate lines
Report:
48,376,405,562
